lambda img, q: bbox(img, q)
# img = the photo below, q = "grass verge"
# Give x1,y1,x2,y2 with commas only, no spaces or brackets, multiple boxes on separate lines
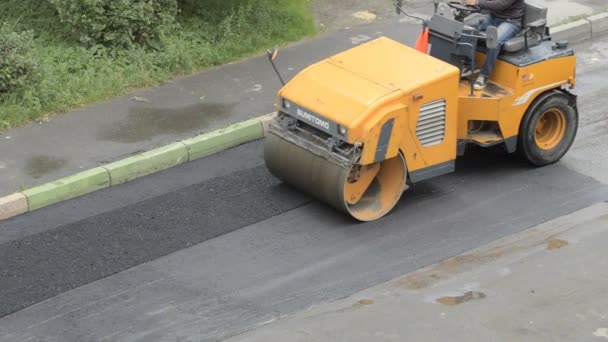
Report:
0,0,316,129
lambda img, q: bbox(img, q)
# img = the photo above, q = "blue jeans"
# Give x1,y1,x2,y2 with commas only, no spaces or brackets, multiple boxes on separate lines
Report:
464,14,522,77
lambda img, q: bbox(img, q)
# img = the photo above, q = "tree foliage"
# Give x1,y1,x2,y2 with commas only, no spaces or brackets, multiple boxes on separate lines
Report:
49,0,179,48
0,23,37,95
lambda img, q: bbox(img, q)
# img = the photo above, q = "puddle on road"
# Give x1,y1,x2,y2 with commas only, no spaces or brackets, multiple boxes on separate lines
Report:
24,156,67,178
398,273,440,290
396,250,506,290
97,102,236,143
332,298,375,315
352,11,377,22
547,239,569,251
357,299,374,306
437,291,486,306
593,328,608,339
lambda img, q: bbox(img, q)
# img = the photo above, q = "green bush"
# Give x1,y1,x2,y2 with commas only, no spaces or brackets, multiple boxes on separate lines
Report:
0,23,37,96
179,0,314,42
49,0,179,48
0,0,315,128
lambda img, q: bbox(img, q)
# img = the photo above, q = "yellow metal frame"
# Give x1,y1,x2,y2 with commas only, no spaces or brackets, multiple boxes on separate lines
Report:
275,36,576,181
458,50,576,144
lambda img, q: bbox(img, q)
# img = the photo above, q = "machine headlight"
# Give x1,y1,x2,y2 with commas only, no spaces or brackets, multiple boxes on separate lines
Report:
338,125,347,136
282,98,291,109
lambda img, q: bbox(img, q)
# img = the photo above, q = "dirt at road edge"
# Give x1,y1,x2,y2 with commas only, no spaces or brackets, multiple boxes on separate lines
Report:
310,0,435,32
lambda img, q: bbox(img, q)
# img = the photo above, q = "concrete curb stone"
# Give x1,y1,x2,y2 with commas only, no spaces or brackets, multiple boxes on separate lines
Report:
587,13,608,37
2,9,608,222
551,19,592,43
103,142,188,186
183,117,264,162
0,193,28,221
22,167,110,211
260,113,278,136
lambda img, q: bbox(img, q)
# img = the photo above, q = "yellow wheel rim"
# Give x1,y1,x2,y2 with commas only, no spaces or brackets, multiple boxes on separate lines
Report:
534,109,566,150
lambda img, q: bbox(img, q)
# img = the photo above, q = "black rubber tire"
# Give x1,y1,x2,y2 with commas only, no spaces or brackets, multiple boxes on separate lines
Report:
517,91,578,167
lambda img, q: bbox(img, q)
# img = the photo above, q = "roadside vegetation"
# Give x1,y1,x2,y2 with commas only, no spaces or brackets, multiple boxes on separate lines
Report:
0,0,316,129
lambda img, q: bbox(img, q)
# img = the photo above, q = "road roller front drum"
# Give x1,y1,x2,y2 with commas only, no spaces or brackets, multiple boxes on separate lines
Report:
264,131,407,222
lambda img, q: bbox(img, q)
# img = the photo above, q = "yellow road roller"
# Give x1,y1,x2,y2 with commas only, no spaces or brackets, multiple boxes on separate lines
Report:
263,1,578,221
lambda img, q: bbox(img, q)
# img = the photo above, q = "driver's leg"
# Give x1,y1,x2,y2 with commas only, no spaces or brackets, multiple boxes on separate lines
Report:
463,13,491,30
461,14,492,77
474,19,521,90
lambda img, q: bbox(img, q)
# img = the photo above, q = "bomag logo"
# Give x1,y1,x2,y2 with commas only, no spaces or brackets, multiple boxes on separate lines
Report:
522,70,535,82
296,108,330,130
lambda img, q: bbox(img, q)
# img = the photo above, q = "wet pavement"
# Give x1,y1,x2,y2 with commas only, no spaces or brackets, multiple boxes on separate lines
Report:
96,102,236,143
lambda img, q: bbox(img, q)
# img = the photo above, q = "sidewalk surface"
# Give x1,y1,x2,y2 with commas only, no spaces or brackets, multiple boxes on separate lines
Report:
0,0,606,196
226,202,608,342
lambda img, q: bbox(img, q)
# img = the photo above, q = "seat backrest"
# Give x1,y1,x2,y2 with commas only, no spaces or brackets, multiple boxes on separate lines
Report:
523,0,548,28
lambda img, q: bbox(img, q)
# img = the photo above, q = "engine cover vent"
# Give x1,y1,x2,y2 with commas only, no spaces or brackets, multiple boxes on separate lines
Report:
416,99,446,147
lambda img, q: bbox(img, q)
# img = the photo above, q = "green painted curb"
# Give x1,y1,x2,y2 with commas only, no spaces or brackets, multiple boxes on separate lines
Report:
104,142,189,185
183,117,265,161
1,115,271,221
23,167,110,211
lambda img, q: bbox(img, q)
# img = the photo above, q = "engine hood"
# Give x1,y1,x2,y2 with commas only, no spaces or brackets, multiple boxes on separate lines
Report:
277,36,458,135
278,55,395,132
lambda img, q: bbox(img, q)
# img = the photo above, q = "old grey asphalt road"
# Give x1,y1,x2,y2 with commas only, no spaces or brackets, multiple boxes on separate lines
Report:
1,29,608,342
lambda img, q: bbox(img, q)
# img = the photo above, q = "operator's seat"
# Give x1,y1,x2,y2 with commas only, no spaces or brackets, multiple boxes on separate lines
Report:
502,0,548,53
